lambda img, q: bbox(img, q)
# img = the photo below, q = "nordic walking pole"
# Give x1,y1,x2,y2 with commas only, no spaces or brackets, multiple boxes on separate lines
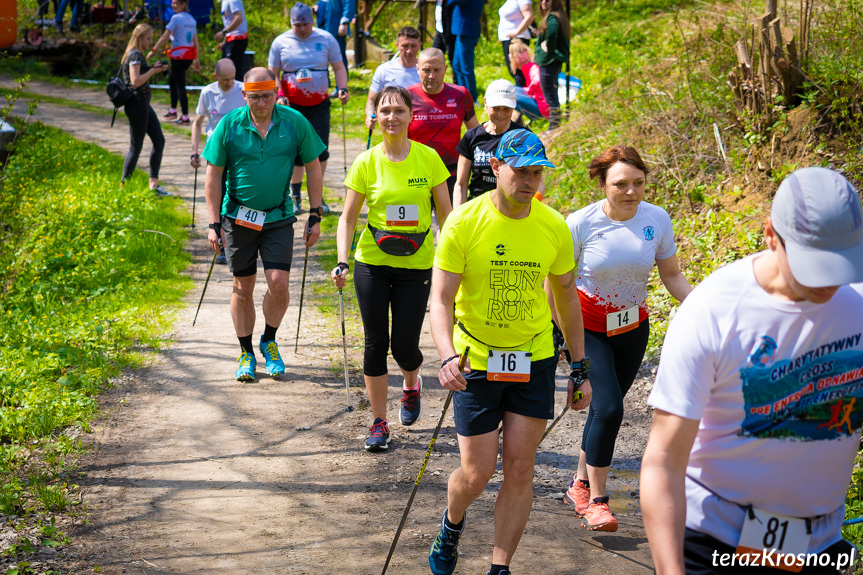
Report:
191,166,197,228
335,267,353,412
193,250,218,326
294,241,310,353
539,379,585,444
380,347,470,575
342,101,348,178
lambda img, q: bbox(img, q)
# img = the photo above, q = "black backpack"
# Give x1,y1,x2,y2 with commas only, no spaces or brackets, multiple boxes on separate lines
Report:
106,60,133,126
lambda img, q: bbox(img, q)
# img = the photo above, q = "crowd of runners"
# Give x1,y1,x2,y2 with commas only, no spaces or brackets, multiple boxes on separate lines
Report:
108,1,863,574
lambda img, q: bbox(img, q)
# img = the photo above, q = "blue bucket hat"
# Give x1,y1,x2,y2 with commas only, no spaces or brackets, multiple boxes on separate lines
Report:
494,129,555,168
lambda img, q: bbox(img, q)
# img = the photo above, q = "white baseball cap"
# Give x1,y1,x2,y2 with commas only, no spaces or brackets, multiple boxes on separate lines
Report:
484,79,516,109
771,167,863,287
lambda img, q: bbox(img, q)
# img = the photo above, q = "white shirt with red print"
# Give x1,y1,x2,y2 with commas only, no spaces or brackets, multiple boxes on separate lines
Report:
566,200,676,334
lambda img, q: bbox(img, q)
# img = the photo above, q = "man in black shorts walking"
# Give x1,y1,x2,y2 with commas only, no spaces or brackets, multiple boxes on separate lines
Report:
428,129,593,575
203,67,326,381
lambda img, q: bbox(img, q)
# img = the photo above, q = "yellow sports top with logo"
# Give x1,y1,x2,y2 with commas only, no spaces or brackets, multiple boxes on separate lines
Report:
345,141,450,269
435,193,575,370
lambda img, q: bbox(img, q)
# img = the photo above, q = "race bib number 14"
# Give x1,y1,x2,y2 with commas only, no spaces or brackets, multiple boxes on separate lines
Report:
606,305,639,336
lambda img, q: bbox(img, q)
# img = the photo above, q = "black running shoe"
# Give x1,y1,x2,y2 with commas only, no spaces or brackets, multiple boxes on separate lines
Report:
364,418,390,452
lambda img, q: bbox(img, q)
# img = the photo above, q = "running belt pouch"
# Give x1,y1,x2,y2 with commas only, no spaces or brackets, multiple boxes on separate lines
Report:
367,224,428,256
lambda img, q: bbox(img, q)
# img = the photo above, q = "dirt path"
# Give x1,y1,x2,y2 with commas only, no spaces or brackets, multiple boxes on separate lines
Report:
3,76,655,574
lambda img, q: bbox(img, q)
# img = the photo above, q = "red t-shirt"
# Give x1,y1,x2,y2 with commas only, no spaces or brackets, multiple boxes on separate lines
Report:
407,83,476,173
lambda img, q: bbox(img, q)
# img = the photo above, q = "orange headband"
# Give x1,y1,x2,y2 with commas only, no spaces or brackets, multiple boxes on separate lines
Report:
244,80,276,91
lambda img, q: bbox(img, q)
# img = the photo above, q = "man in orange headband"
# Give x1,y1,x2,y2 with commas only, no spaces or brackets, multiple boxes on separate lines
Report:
203,67,327,382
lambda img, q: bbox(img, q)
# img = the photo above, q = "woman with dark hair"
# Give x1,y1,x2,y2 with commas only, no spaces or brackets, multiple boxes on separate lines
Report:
535,0,569,129
149,0,201,125
121,23,170,195
562,145,692,531
331,86,453,452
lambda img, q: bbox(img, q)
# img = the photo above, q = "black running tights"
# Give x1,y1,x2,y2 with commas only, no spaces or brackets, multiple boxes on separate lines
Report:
122,97,164,182
169,58,193,116
580,320,650,467
353,262,431,377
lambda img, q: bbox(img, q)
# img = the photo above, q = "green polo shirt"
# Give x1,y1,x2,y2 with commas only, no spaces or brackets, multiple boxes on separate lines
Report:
202,105,326,223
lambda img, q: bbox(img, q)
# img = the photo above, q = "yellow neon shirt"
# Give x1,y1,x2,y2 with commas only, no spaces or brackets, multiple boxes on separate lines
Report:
435,193,575,370
345,141,450,269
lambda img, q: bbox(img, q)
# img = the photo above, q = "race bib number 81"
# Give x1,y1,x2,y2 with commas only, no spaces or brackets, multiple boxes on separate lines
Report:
734,509,811,572
487,350,531,382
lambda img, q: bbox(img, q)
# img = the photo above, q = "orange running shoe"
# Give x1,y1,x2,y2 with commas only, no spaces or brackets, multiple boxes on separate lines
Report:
581,498,618,532
563,477,591,517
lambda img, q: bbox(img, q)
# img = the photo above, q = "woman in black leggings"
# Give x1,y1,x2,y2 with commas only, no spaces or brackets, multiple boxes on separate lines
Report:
562,145,692,531
149,0,201,124
121,23,169,195
331,86,452,453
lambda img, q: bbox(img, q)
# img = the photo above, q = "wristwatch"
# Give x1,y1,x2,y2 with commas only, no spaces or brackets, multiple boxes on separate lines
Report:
309,206,324,217
570,357,590,385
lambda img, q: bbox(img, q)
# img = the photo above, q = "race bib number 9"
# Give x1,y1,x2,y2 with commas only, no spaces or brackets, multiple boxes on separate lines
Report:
236,205,265,231
487,350,531,382
606,305,639,336
735,509,811,573
386,204,419,227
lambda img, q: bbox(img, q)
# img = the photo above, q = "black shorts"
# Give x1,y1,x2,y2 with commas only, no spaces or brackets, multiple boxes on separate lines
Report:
222,215,297,277
452,355,557,437
683,528,855,574
292,99,330,166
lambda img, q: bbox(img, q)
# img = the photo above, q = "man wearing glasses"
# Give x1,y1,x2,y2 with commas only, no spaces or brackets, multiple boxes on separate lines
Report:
203,67,326,382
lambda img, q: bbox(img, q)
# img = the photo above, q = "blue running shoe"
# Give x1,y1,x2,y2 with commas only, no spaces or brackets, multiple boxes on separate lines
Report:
235,352,256,382
398,375,422,426
259,338,285,377
364,418,390,452
429,509,464,575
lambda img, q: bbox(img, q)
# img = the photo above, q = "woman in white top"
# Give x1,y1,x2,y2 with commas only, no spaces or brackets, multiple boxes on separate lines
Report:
498,0,534,88
562,145,692,532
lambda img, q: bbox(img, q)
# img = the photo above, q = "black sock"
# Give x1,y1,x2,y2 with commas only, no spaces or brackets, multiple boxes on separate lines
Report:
578,478,590,489
291,182,302,200
488,565,509,575
262,324,278,343
444,513,464,531
593,495,609,504
238,335,253,355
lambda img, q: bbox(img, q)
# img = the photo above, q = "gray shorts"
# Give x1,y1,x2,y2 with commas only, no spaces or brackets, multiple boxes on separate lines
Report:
222,215,297,277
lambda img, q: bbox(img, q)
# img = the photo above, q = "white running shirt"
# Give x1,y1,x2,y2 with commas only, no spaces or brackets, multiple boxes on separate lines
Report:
196,81,245,137
220,0,247,40
648,254,863,552
566,200,676,333
369,57,420,92
498,0,532,41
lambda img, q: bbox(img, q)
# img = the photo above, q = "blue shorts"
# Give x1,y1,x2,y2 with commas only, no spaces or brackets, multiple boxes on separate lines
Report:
452,355,557,437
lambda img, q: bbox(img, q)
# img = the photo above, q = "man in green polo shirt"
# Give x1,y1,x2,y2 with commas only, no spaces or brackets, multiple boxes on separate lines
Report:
203,67,326,381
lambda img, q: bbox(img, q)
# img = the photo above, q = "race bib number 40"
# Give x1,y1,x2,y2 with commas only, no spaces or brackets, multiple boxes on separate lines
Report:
487,350,531,382
386,204,419,227
236,205,265,231
606,305,639,336
734,509,811,573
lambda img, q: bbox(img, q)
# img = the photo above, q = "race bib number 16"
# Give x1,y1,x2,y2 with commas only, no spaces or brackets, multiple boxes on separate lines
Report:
487,350,531,382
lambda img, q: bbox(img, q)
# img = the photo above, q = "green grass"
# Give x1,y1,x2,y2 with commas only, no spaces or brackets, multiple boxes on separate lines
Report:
0,118,191,524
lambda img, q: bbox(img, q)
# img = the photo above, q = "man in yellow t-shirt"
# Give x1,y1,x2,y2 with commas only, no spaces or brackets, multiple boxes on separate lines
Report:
428,129,593,575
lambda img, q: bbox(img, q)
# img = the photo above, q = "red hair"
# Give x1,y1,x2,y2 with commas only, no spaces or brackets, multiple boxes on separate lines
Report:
588,146,650,186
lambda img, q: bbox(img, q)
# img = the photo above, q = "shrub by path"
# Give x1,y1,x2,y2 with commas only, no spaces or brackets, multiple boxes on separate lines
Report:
2,76,654,574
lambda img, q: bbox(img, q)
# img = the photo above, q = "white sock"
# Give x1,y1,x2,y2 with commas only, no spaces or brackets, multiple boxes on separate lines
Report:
403,374,421,391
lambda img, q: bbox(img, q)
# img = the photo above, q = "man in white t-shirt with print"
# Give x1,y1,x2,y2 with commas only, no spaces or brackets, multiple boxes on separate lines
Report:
642,167,863,574
363,27,421,129
191,59,246,263
215,0,249,81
